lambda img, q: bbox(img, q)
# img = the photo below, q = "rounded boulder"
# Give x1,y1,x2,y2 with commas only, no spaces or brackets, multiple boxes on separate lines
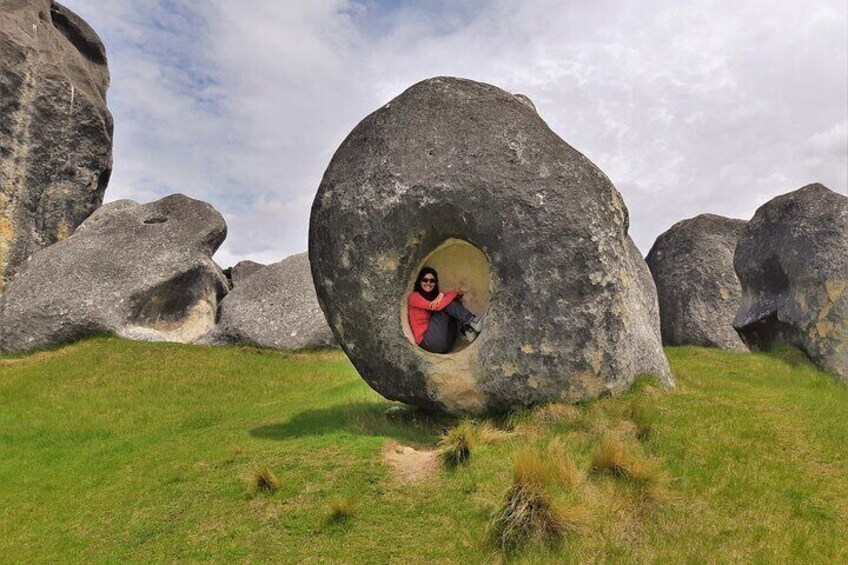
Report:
646,214,748,350
0,194,228,353
201,252,336,350
733,183,848,381
309,77,672,414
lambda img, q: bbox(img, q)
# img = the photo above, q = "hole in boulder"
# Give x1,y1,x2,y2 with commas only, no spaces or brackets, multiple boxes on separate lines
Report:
736,311,802,352
143,217,167,224
402,238,492,355
129,267,219,342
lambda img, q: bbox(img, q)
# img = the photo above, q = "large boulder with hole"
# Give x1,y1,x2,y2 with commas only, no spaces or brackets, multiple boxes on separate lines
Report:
0,194,228,353
0,0,113,293
201,252,336,350
733,183,848,381
646,214,748,350
309,77,672,414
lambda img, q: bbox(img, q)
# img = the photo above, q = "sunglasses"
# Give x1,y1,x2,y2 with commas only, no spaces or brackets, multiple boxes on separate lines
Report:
421,278,437,283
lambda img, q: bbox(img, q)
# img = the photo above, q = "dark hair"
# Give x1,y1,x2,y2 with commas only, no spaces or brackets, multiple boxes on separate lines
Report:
414,267,439,300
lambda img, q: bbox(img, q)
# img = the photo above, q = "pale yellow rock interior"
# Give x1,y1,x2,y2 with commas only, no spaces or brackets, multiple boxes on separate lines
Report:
400,238,493,413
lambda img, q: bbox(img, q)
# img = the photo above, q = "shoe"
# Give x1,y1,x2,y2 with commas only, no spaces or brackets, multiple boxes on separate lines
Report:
468,315,484,333
462,326,478,344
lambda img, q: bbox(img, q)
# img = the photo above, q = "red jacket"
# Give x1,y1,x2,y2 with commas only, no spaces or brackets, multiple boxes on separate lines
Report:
407,291,458,344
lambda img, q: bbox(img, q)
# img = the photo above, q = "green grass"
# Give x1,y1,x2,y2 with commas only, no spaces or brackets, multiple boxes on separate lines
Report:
1,337,846,563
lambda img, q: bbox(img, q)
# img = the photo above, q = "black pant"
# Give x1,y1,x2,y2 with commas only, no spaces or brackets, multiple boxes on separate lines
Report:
420,300,476,354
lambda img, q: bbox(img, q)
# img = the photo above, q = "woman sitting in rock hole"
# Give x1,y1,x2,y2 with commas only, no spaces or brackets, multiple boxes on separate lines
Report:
408,267,484,354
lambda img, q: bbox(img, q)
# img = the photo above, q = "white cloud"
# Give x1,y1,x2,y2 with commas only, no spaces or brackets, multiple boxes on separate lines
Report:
62,0,847,263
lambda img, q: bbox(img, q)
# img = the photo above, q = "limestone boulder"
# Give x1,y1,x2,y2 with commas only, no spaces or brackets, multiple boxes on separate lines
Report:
309,77,672,414
733,183,848,381
201,252,335,350
0,194,228,353
0,0,113,293
646,214,748,350
231,260,265,287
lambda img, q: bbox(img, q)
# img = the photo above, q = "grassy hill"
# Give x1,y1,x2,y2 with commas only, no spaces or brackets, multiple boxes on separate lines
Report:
1,337,846,563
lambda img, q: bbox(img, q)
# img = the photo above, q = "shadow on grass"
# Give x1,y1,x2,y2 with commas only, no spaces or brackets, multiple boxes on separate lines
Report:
762,344,817,369
249,401,446,445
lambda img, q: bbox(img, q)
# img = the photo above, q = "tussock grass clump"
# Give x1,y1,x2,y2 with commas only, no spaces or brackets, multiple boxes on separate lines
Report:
591,435,668,504
489,447,585,553
438,420,475,467
542,439,584,488
437,419,510,468
248,465,280,495
591,434,639,478
326,496,355,523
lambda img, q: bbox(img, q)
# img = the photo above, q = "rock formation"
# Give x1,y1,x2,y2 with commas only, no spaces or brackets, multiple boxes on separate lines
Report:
646,214,748,350
309,77,672,414
201,252,335,350
231,260,265,287
0,0,113,293
733,183,848,381
0,194,228,353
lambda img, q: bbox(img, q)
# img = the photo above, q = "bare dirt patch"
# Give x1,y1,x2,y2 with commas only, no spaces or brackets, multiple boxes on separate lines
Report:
382,441,438,484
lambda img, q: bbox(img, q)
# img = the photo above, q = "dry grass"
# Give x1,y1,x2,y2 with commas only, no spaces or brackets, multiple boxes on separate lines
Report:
533,403,583,426
437,419,511,468
438,421,475,467
474,420,512,443
590,435,668,504
248,465,280,495
591,435,638,477
489,446,586,553
539,439,584,488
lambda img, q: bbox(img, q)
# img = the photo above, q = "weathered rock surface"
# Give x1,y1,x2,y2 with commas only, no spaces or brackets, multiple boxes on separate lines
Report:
646,214,748,350
0,0,113,293
231,260,264,287
733,183,848,381
309,76,672,415
0,194,228,353
201,252,335,350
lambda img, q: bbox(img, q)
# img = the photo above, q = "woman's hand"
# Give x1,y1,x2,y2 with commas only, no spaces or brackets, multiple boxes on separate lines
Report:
431,292,445,309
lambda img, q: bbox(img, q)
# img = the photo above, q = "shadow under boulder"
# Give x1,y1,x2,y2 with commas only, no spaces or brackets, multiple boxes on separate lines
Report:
0,194,228,354
733,183,848,381
646,214,748,350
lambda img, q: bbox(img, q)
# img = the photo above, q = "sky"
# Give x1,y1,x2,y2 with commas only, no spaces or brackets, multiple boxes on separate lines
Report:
61,0,848,268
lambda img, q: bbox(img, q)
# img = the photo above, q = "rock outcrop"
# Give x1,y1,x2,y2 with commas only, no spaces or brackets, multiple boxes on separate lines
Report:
0,0,113,293
201,252,335,350
646,214,748,350
309,77,672,414
231,260,264,287
0,194,228,353
733,183,848,381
